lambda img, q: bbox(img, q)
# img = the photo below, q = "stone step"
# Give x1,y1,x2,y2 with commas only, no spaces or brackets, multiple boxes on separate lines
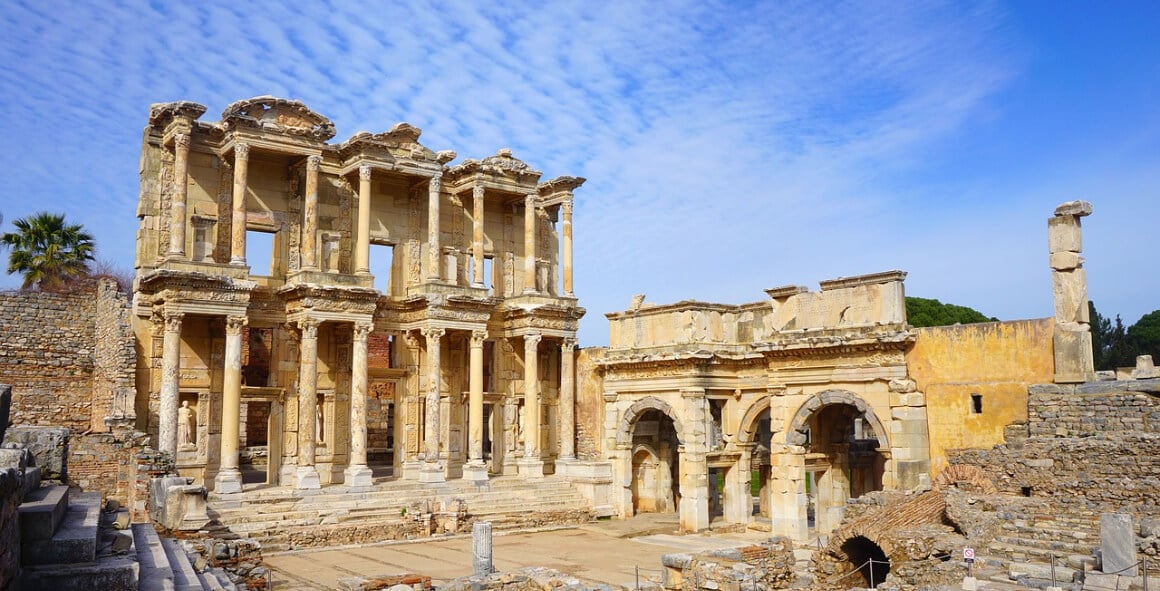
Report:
134,523,176,591
17,484,70,541
1002,521,1099,541
994,534,1097,556
209,476,577,504
21,491,101,566
161,537,205,591
17,556,139,591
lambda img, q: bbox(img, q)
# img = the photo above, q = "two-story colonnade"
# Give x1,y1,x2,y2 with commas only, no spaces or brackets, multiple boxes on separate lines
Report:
132,97,585,492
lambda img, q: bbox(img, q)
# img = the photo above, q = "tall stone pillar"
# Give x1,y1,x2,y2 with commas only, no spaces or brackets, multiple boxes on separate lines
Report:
561,198,574,297
518,333,544,478
679,388,710,532
769,443,809,540
420,326,446,483
523,193,537,294
301,155,322,271
1049,200,1096,383
295,318,321,489
464,329,489,482
216,315,247,493
558,337,577,468
230,143,250,265
345,321,374,487
355,164,372,275
159,311,184,455
471,175,486,289
167,133,191,258
426,172,443,282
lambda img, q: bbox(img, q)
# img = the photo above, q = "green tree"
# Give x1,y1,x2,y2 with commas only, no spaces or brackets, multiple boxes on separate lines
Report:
1,212,96,291
1089,301,1113,370
1103,314,1140,369
905,297,997,327
1127,310,1160,363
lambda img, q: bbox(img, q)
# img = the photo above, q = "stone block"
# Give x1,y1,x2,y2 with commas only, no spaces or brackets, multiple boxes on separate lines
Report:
1100,513,1137,576
5,426,69,481
1132,355,1160,379
891,407,927,421
17,555,138,591
1054,329,1094,383
18,485,69,541
21,491,100,565
1049,251,1082,271
1054,200,1093,217
1047,216,1083,254
1052,269,1089,323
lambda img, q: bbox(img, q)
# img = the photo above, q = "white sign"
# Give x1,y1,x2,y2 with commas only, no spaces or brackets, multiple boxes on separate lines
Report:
963,547,975,560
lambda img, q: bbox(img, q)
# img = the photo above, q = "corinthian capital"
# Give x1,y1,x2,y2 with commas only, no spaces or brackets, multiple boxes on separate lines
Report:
421,326,446,342
225,315,248,336
359,163,372,181
307,154,322,171
234,142,250,160
163,311,184,333
353,321,374,340
298,317,319,339
470,330,488,348
562,336,578,352
174,133,191,150
524,333,542,349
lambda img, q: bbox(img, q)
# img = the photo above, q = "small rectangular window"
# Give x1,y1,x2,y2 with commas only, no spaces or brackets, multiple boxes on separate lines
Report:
246,230,276,276
970,393,983,414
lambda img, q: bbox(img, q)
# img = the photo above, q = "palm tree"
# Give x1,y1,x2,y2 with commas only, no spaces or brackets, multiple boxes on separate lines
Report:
1,212,96,290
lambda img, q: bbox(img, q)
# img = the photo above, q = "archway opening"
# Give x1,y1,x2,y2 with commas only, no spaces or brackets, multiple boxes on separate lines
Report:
747,408,772,517
803,403,886,533
630,409,680,515
840,535,889,588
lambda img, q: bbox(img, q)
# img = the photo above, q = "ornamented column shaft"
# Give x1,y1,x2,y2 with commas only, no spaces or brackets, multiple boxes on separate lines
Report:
345,321,374,486
523,334,542,457
523,194,537,293
159,311,184,455
561,198,574,297
216,315,247,493
559,337,577,461
426,172,443,281
301,155,322,270
167,133,191,257
230,143,250,265
355,164,372,275
472,175,486,289
468,330,487,463
422,327,445,460
295,318,321,489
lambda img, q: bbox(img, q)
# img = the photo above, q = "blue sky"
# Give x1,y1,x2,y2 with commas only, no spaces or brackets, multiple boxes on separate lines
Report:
0,1,1156,345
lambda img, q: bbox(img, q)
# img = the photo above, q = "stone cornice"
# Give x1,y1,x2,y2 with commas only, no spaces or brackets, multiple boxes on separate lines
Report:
220,96,336,142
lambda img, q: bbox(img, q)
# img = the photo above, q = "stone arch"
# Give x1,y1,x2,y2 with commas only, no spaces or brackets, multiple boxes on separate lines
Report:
736,395,772,445
933,464,998,495
786,389,890,450
615,395,687,448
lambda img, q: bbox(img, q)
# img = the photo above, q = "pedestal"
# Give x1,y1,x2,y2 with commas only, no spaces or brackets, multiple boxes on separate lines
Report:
419,461,446,484
343,465,373,487
214,468,243,494
517,458,545,479
462,461,489,483
295,466,321,490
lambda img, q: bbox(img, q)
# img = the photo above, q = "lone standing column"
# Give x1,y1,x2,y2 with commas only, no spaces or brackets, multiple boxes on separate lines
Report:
558,337,577,467
355,164,372,275
523,193,537,294
301,155,321,271
167,133,191,258
420,326,446,483
427,171,443,282
464,329,489,482
230,143,250,265
472,175,486,289
561,198,573,297
519,333,544,478
296,318,321,489
159,310,184,455
216,315,247,493
472,521,493,576
345,321,375,487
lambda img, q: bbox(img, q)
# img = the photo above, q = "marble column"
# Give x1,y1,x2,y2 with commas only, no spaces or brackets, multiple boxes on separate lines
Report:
230,143,250,265
295,318,321,489
159,310,184,456
471,175,486,289
345,321,374,487
561,198,573,297
426,171,443,282
558,337,577,469
215,315,247,493
420,326,446,483
355,164,372,275
518,333,544,477
522,193,537,294
464,329,489,481
301,155,322,271
167,133,191,258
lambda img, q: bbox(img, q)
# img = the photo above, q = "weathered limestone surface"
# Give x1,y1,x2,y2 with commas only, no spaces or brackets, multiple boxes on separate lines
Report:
1048,200,1096,383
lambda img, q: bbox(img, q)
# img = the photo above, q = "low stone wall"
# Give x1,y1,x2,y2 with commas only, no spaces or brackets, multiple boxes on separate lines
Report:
69,428,153,507
1027,380,1160,437
0,464,23,590
662,538,796,591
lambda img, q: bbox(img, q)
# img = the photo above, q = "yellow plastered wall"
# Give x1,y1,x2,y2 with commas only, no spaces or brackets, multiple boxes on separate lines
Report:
906,319,1055,474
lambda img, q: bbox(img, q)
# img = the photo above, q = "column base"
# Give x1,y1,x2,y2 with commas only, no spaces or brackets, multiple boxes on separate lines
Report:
517,457,545,479
555,457,577,477
343,464,374,487
419,461,446,484
295,466,321,490
214,468,244,494
462,461,489,483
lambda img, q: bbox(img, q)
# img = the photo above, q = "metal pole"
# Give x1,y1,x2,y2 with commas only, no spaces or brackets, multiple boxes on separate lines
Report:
1051,553,1057,588
869,559,875,588
1145,556,1149,591
636,565,640,591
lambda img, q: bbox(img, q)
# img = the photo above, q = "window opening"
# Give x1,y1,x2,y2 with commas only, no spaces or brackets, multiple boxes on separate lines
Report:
246,230,275,276
970,393,983,414
370,242,394,294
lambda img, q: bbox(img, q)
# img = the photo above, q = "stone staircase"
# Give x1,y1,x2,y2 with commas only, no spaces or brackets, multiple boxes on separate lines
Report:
17,483,236,590
208,475,594,553
977,504,1102,589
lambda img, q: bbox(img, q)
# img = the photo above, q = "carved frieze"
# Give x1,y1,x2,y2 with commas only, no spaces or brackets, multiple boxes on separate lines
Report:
221,96,336,142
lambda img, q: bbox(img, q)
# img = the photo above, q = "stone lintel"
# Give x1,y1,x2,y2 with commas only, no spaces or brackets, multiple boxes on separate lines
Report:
818,270,907,291
764,285,809,300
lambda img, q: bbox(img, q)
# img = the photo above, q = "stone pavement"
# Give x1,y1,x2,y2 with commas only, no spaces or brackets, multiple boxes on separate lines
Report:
264,515,771,590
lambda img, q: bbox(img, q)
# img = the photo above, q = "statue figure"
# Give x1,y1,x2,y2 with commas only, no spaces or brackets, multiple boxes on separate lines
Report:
517,404,526,449
504,400,518,452
177,400,195,448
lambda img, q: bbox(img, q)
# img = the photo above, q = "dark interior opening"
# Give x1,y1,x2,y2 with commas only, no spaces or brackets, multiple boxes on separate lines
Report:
1021,485,1033,497
971,393,983,414
840,535,890,588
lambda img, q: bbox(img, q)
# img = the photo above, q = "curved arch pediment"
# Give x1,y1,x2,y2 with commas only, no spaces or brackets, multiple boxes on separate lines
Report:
221,96,336,142
614,395,686,448
785,389,890,450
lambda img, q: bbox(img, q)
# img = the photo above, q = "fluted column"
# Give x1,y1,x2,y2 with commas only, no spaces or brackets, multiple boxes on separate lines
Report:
420,326,446,483
295,318,321,489
301,155,322,270
345,321,374,487
519,333,544,477
215,315,247,493
561,198,574,297
523,193,537,294
426,171,443,282
167,133,191,258
159,311,184,455
464,329,489,481
355,164,372,275
230,143,250,265
472,175,486,289
559,337,577,464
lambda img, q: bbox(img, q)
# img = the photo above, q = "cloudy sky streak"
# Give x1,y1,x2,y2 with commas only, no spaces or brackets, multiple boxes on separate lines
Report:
0,1,1156,343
